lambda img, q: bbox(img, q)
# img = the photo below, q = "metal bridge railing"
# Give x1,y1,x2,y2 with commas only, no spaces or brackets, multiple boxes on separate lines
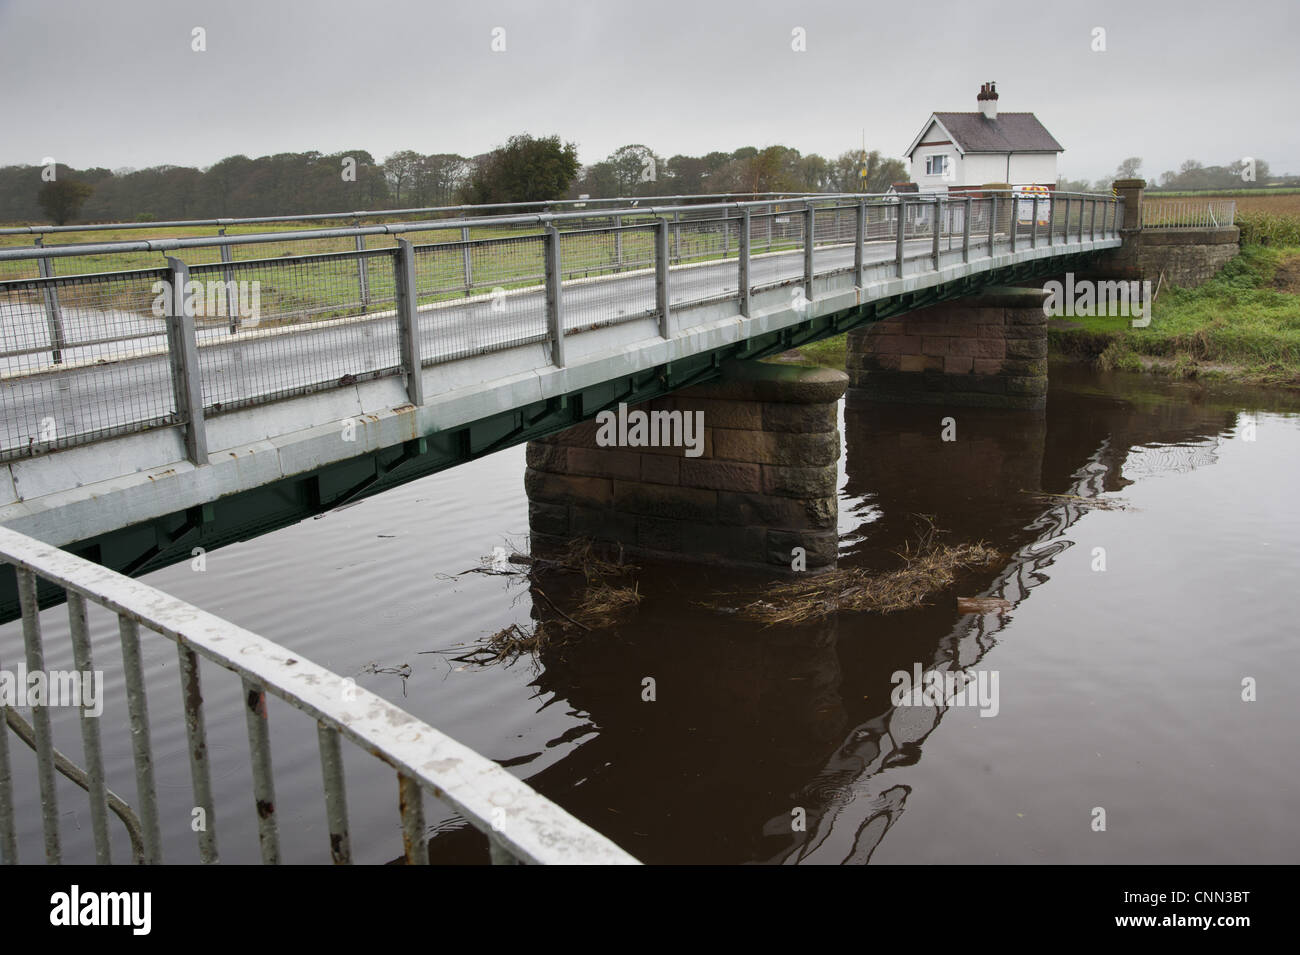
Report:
0,191,1122,462
1141,198,1237,229
0,524,639,865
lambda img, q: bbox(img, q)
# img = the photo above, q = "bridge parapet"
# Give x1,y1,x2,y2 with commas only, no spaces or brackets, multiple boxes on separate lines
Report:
1102,179,1240,288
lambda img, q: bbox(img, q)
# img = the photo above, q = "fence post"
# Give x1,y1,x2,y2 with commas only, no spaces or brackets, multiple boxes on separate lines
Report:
932,198,942,270
0,640,16,862
655,217,671,339
544,225,566,366
962,197,972,263
461,225,473,297
1048,195,1056,246
17,568,59,863
803,202,815,302
896,199,907,278
765,203,773,251
219,230,237,333
1010,191,1019,254
738,207,751,318
1031,196,1039,249
988,195,997,257
1090,199,1097,241
672,210,680,264
854,199,866,287
613,213,623,272
354,218,369,314
34,240,66,364
721,206,729,258
165,256,208,465
393,239,424,407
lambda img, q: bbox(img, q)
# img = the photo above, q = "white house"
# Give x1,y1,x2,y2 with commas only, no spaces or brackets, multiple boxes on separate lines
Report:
903,83,1063,196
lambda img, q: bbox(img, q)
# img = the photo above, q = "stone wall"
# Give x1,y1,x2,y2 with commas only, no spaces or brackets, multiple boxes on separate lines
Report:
525,362,847,574
845,287,1048,410
1094,227,1240,289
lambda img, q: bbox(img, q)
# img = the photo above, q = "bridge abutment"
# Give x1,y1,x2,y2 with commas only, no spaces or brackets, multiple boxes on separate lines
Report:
846,286,1049,410
1095,178,1241,288
525,362,847,574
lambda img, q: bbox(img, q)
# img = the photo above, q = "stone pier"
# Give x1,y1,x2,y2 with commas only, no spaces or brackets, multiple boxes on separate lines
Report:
845,286,1049,410
525,361,847,574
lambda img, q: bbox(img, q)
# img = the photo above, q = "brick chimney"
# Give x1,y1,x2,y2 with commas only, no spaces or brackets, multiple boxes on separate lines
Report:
977,81,998,120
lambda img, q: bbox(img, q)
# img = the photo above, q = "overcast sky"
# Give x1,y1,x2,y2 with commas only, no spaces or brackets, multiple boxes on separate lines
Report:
1,0,1296,183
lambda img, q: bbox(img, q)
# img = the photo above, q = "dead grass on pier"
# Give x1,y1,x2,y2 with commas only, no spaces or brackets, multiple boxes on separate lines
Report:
709,537,1000,627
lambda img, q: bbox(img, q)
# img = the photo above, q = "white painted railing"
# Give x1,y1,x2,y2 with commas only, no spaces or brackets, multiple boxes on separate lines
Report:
0,524,639,865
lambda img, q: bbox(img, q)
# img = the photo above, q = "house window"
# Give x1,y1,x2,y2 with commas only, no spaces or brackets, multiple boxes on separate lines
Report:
926,155,949,176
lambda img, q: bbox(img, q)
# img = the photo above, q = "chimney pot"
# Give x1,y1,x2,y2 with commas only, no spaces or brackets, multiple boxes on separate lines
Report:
978,81,999,120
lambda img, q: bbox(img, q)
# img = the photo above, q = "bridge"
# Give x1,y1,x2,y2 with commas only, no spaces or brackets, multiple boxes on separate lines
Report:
1,183,1248,865
0,188,1127,620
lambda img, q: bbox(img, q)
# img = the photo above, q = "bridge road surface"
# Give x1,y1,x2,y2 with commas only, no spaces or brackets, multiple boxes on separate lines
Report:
1,235,981,455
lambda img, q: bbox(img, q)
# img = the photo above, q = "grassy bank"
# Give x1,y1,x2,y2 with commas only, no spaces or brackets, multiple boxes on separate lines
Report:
1048,245,1300,386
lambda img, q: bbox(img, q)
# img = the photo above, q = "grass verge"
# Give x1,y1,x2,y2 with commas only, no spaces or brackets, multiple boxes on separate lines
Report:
1048,244,1300,386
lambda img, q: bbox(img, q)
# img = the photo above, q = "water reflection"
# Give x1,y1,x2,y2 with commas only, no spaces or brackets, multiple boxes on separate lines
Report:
5,366,1296,864
496,365,1283,864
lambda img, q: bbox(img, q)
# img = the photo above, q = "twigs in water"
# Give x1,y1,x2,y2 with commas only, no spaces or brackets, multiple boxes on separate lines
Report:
716,543,999,626
1022,490,1132,511
428,538,642,666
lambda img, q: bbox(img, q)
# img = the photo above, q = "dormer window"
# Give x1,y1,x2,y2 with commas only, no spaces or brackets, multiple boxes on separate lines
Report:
926,155,949,176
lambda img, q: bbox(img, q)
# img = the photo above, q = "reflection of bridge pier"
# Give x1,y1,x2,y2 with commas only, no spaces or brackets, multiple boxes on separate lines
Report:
483,371,1250,864
760,376,1241,864
512,594,847,864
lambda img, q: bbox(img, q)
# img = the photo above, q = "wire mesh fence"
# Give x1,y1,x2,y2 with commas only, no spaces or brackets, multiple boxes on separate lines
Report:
746,211,806,292
669,217,742,308
0,195,1124,461
0,267,179,457
561,226,656,333
190,251,403,415
413,233,548,364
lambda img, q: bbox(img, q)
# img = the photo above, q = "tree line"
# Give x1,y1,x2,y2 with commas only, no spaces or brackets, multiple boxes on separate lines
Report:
1056,156,1293,194
0,135,911,225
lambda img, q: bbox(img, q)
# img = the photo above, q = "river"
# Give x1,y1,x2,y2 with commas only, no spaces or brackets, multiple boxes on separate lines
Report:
3,363,1298,864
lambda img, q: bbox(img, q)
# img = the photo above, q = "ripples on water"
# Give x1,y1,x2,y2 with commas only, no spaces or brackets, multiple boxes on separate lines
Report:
4,365,1298,864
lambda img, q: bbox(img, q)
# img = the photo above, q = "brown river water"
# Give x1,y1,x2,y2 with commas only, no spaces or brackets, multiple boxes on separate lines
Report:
4,363,1299,864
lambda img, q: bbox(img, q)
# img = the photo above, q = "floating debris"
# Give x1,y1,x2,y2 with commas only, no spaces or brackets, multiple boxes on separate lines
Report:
1022,490,1132,510
956,596,1012,614
711,541,1000,626
429,539,642,666
358,661,413,696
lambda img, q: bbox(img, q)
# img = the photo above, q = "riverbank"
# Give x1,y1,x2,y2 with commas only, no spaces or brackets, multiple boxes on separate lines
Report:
780,244,1300,388
1048,244,1300,387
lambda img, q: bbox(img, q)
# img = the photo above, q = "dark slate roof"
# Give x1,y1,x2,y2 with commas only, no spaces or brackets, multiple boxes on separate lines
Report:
927,112,1063,154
